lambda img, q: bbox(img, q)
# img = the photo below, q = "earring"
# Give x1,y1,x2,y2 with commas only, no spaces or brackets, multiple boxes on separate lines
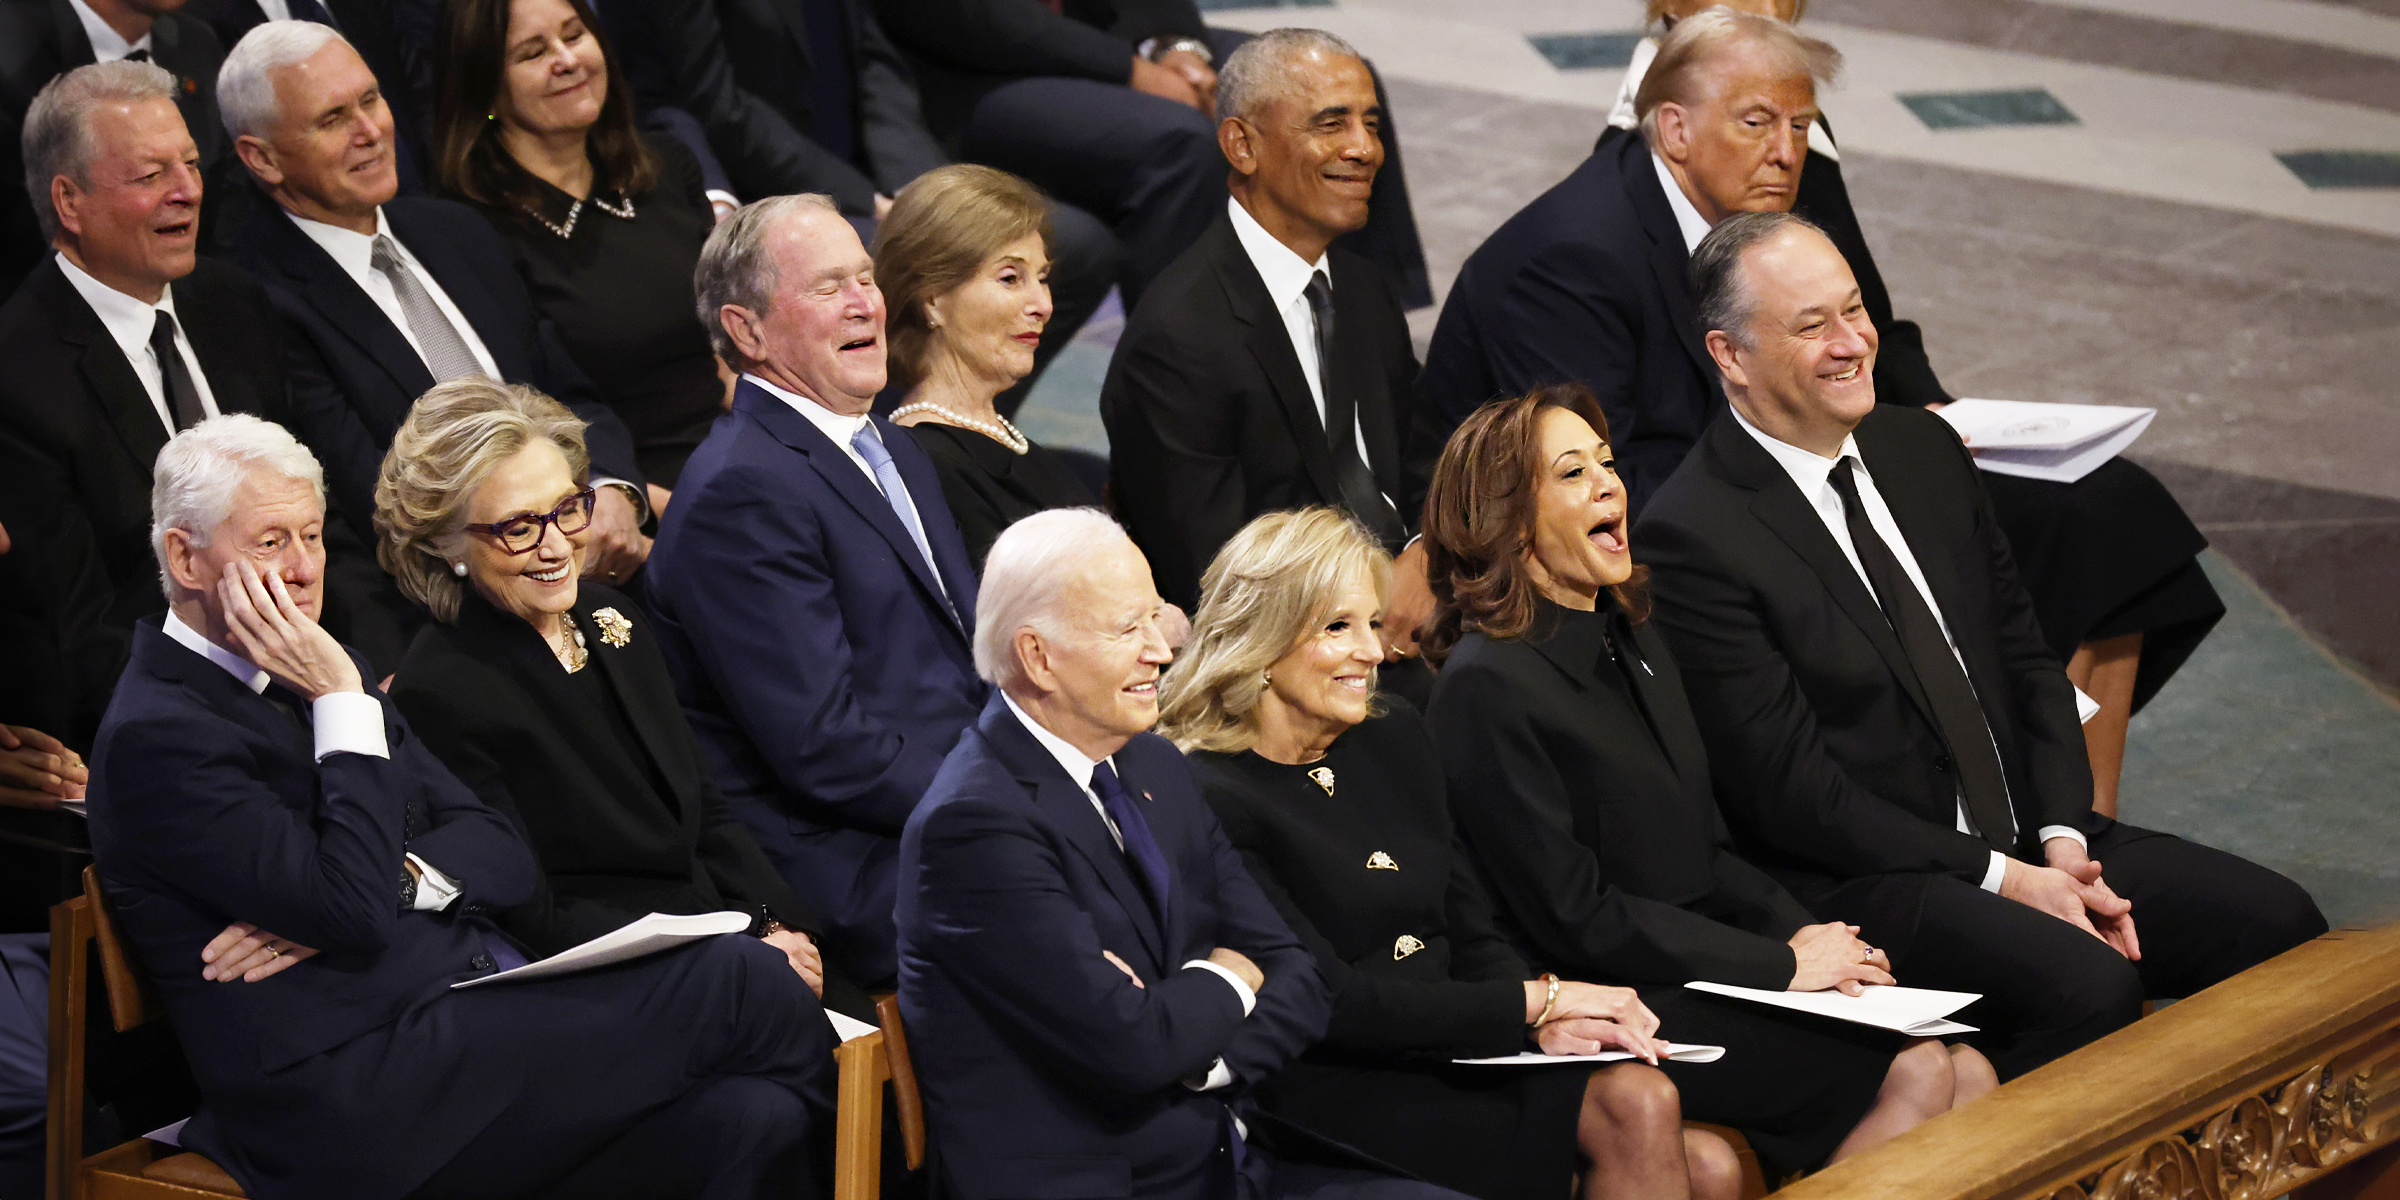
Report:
1262,671,1273,685
451,561,468,577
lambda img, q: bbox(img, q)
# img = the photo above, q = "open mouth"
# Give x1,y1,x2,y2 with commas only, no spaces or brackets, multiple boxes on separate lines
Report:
1825,364,1862,384
527,562,571,584
839,336,878,354
1124,678,1158,699
1589,512,1627,556
153,218,195,240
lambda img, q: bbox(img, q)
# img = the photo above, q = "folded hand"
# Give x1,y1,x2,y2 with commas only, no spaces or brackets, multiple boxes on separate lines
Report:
0,724,86,809
201,922,317,982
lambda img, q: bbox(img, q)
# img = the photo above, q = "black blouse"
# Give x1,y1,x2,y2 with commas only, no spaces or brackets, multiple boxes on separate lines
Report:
475,134,722,487
1190,703,1530,1060
900,420,1097,568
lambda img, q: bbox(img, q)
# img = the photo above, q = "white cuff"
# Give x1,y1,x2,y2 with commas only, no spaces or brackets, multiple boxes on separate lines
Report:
1184,959,1256,1016
311,691,388,762
2038,825,2089,853
406,853,462,911
1979,850,2008,894
1185,1057,1236,1092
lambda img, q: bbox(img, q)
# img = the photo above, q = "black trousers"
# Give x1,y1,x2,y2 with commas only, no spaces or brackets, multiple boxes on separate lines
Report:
1807,822,2326,1079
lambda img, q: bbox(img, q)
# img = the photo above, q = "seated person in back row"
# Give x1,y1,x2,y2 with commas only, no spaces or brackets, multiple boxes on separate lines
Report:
86,414,835,1200
898,508,1466,1200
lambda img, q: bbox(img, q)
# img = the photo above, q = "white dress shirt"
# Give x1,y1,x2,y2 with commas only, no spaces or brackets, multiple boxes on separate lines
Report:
1730,409,2086,893
749,373,949,601
1651,152,1715,256
1225,197,1374,461
66,0,149,60
999,693,1255,1091
161,612,462,909
287,208,502,380
56,253,221,436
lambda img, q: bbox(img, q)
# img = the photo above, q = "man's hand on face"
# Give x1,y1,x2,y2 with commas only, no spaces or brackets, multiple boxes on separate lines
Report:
219,559,362,700
0,724,86,809
581,486,650,585
1129,55,1206,111
201,921,318,982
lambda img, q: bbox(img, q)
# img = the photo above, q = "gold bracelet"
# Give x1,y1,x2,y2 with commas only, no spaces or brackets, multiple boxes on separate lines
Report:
1533,973,1561,1026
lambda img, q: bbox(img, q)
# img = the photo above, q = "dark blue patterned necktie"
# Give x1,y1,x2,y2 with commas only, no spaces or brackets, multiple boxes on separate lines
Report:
1091,761,1170,927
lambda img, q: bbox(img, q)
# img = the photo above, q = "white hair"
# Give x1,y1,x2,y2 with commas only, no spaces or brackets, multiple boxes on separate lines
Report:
151,414,327,599
21,60,177,242
1215,28,1364,124
694,193,843,366
974,508,1133,689
217,20,349,142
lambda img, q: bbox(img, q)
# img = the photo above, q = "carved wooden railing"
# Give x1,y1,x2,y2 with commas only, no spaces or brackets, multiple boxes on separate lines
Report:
1773,923,2400,1200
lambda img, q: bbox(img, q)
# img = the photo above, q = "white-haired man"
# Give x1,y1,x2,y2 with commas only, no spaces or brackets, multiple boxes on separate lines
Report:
87,413,837,1200
895,507,1464,1200
215,20,650,590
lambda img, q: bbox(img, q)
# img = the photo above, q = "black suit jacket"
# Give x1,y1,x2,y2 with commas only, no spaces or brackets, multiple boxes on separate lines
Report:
0,256,286,748
1427,603,1812,989
0,0,227,301
86,619,539,1200
873,0,1205,135
896,694,1328,1200
1101,209,1423,607
225,196,642,543
389,585,817,958
1636,407,2099,904
599,0,945,213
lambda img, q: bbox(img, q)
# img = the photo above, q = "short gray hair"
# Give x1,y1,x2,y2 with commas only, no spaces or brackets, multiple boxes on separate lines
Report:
694,192,841,366
1635,7,1840,147
151,413,328,599
22,60,179,242
218,20,348,142
974,507,1133,690
1215,28,1363,124
1689,209,1824,350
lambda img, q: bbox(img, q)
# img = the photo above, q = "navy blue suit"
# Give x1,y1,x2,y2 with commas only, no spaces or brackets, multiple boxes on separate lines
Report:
87,619,837,1200
650,378,985,985
897,695,1457,1200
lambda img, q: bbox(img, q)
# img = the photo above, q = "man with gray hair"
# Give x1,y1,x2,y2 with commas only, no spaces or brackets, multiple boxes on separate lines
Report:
650,192,984,987
0,59,288,753
88,412,839,1200
1101,28,1427,611
897,507,1462,1200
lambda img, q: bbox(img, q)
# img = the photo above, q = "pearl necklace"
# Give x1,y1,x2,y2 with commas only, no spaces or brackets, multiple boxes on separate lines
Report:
888,401,1031,455
550,612,589,673
521,193,636,240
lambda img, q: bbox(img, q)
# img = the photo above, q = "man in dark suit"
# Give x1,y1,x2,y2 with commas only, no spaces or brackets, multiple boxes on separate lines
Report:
0,0,228,300
216,21,648,594
651,193,986,986
88,413,837,1200
1101,30,1422,609
1637,211,2326,1078
0,61,284,752
899,508,1459,1200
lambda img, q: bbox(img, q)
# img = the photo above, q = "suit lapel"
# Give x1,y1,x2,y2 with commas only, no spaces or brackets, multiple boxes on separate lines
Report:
170,272,262,420
1619,139,1718,388
36,265,172,475
575,596,701,820
981,702,1167,966
1623,620,1712,790
1327,264,1403,499
49,0,96,65
261,211,434,419
1208,218,1345,505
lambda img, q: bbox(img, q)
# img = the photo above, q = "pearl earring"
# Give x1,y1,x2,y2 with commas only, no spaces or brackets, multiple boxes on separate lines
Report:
451,561,468,578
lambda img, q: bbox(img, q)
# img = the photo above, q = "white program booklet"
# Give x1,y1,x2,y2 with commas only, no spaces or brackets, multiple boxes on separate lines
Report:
829,1011,879,1043
1936,398,2156,484
1686,981,1981,1036
451,910,753,989
1456,1043,1726,1066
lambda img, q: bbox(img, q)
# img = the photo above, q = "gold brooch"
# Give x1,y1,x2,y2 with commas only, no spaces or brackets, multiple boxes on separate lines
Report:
1307,766,1335,796
592,607,633,648
1366,851,1398,871
1393,935,1424,961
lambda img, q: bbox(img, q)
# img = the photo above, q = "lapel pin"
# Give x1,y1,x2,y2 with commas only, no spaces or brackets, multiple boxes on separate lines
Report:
1366,851,1398,871
1392,934,1424,961
1307,766,1335,796
592,607,632,648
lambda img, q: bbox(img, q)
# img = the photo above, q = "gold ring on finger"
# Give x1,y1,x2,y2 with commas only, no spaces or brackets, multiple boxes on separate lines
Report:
266,946,281,958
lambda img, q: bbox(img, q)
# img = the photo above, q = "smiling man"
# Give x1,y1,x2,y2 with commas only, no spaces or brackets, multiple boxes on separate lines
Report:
1100,28,1427,610
1636,212,2326,1080
217,19,649,627
648,193,985,987
0,59,287,753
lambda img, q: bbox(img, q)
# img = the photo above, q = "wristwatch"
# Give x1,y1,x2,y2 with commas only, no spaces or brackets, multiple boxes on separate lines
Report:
397,866,419,913
1139,35,1213,66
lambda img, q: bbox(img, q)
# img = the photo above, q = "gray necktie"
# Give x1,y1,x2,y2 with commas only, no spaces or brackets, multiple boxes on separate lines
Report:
370,234,485,382
849,424,953,618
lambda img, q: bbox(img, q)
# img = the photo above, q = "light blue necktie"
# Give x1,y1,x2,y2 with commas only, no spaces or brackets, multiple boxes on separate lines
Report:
850,424,951,612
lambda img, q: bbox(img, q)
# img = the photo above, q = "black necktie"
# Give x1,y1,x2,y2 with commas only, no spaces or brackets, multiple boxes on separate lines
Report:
149,311,207,431
123,48,149,62
1301,270,1403,545
1091,762,1171,929
285,0,339,29
1826,458,2015,851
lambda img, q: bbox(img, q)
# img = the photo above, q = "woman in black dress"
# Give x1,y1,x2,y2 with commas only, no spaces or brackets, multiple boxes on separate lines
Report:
872,165,1097,567
372,379,861,1014
433,0,724,493
1418,387,1998,1179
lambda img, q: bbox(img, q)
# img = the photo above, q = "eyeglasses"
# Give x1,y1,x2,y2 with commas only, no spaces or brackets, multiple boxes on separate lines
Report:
462,487,595,555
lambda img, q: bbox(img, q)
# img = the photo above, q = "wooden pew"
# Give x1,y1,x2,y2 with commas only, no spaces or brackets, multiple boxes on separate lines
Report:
1771,924,2400,1200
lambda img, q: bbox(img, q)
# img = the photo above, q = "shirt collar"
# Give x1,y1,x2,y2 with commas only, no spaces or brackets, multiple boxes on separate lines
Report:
1226,195,1328,311
163,611,271,694
66,0,150,61
1000,691,1112,794
286,206,393,278
55,250,176,356
746,373,871,448
1731,403,1863,497
1649,152,1714,257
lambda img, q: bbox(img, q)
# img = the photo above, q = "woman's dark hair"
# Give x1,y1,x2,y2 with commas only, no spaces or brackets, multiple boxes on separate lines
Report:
1419,384,1652,665
431,0,655,219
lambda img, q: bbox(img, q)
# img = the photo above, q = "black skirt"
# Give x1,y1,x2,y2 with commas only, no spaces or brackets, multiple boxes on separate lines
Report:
1642,986,1894,1180
1259,1054,1588,1200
